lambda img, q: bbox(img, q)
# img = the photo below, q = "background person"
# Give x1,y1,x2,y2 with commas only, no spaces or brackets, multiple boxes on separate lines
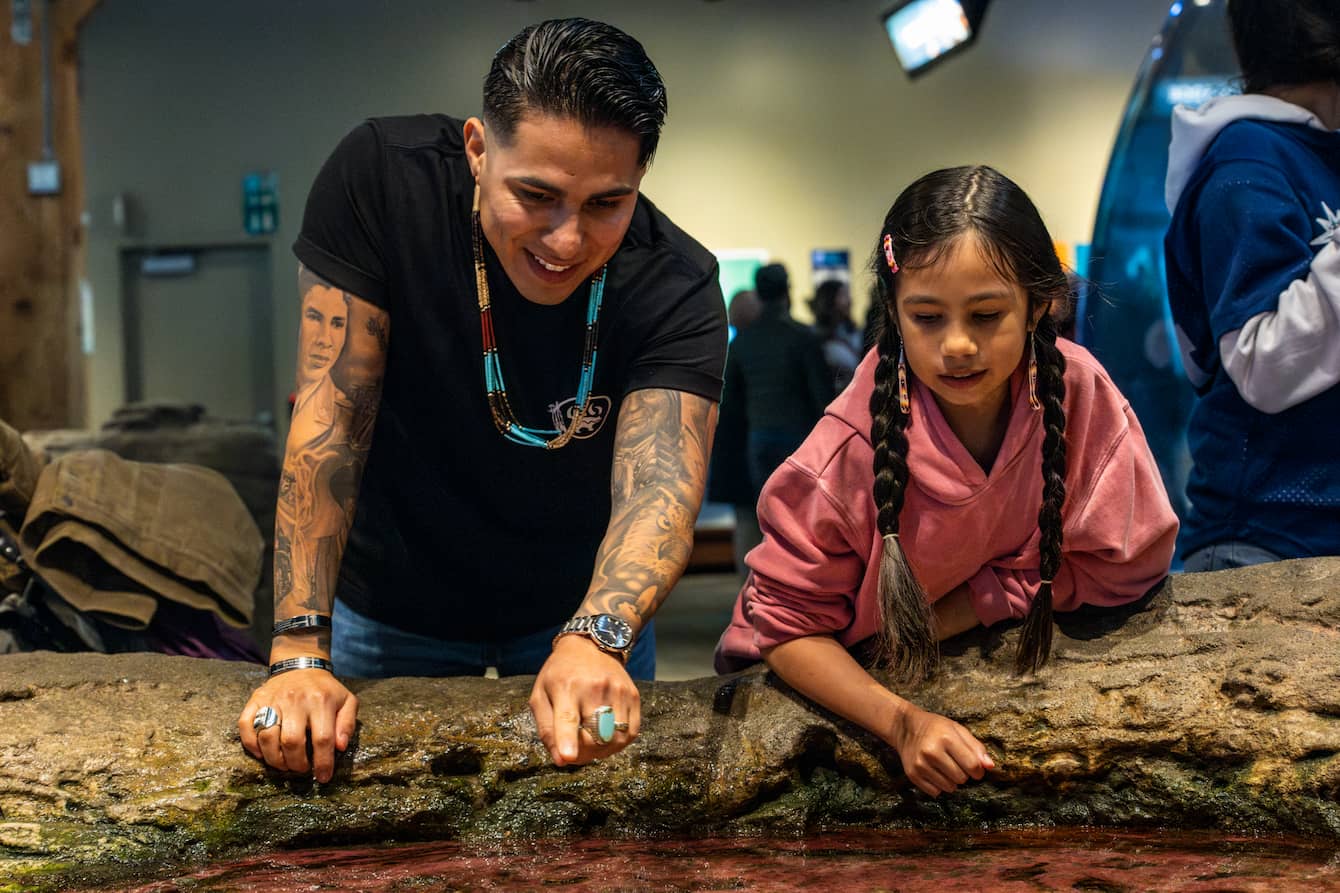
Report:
709,263,833,577
809,279,865,392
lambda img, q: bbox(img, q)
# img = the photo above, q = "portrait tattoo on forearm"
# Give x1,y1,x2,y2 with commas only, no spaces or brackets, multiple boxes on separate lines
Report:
582,389,717,625
273,265,388,623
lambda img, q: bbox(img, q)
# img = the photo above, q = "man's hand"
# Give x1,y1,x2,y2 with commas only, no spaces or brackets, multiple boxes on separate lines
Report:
238,669,359,783
529,634,641,766
238,268,384,783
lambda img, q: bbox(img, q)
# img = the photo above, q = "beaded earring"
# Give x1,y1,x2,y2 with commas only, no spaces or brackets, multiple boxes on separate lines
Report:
897,341,910,415
1028,330,1040,411
886,234,908,414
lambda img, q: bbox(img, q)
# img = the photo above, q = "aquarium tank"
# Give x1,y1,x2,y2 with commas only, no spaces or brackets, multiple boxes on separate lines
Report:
1077,0,1238,555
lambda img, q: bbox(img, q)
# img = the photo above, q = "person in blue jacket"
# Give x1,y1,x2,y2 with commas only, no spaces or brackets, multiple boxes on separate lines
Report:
1164,0,1340,570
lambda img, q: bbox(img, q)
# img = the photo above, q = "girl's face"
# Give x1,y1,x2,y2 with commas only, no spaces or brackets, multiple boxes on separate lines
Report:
892,230,1039,433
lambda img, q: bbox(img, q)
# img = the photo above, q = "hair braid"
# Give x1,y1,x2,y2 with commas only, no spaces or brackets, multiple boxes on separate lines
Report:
870,322,937,682
1015,313,1067,674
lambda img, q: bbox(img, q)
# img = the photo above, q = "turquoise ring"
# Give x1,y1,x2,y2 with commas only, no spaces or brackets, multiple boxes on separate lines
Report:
581,705,628,744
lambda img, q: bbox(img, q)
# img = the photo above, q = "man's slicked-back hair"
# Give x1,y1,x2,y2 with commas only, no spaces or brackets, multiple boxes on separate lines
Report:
1227,0,1340,93
483,18,668,167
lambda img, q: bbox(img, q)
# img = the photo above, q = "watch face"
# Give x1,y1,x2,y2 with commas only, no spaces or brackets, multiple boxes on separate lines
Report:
589,614,633,650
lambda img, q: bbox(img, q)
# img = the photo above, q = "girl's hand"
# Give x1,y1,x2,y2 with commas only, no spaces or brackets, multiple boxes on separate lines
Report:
889,704,994,797
761,635,994,798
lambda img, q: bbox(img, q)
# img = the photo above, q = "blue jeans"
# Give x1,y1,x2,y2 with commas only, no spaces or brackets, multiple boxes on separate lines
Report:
331,599,656,680
1182,541,1283,572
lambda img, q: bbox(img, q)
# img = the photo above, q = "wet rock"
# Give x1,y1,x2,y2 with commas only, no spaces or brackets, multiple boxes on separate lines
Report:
1,558,1338,890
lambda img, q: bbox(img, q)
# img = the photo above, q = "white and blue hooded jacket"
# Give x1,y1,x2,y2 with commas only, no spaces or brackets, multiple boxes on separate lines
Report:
1164,93,1340,558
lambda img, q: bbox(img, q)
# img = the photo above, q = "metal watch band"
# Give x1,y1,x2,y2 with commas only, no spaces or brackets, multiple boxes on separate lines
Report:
272,614,333,636
553,630,630,664
562,616,595,634
554,614,633,664
560,615,629,636
268,656,335,677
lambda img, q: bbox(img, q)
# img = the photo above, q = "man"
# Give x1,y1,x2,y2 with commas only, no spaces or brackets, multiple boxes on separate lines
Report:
708,264,833,577
238,18,727,782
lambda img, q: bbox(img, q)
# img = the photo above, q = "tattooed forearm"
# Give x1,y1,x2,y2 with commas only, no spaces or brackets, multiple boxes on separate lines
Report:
274,527,295,604
273,266,389,655
273,391,375,621
579,389,717,628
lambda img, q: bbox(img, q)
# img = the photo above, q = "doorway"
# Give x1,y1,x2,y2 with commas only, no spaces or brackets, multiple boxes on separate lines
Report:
120,242,275,424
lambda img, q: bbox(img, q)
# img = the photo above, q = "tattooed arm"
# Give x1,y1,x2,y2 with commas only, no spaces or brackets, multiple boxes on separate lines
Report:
240,264,388,783
530,388,717,767
578,387,717,629
272,264,388,654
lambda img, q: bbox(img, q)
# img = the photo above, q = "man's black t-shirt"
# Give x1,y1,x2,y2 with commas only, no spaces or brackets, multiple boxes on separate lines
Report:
293,115,727,641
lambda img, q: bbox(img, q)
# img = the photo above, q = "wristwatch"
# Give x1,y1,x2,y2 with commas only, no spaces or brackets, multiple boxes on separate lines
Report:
554,614,635,663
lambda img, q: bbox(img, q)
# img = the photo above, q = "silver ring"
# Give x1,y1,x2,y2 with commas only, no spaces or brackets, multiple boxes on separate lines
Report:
252,705,280,732
580,705,627,745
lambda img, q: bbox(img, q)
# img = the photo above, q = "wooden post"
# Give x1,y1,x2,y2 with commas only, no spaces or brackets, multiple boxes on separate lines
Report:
0,0,101,431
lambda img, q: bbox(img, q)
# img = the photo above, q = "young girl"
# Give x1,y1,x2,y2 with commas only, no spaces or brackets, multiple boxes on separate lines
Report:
715,166,1178,799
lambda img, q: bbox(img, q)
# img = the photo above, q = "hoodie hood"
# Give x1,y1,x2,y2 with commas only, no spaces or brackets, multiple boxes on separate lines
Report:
823,348,1034,506
1165,93,1326,214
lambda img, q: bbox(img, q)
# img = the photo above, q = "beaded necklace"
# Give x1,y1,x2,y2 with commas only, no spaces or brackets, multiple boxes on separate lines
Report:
472,189,606,449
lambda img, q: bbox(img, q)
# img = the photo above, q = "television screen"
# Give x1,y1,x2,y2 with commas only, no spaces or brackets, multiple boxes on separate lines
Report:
810,248,850,284
882,0,976,78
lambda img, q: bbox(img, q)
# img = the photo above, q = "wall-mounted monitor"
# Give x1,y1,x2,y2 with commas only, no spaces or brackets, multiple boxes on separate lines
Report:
810,248,850,286
882,0,984,78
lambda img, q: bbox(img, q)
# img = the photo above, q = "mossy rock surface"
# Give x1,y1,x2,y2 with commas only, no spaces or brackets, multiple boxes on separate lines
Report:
2,559,1339,890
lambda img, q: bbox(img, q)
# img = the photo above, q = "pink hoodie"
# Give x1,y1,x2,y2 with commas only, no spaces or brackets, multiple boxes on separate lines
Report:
715,339,1179,671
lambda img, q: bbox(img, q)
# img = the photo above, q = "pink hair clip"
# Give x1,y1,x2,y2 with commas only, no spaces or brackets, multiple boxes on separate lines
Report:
883,234,899,274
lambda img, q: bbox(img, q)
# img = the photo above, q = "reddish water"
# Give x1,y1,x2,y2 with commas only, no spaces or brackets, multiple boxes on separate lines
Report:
84,829,1340,892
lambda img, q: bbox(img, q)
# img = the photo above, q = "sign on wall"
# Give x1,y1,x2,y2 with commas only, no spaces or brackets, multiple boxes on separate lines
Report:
242,171,279,236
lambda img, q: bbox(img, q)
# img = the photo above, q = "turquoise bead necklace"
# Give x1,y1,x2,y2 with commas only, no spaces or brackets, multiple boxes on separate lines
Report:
472,189,605,449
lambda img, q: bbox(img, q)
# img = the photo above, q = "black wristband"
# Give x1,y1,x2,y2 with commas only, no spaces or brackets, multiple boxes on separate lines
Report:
272,614,333,636
268,656,335,677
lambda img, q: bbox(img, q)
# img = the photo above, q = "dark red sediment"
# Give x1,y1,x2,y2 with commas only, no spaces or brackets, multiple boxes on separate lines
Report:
91,830,1340,893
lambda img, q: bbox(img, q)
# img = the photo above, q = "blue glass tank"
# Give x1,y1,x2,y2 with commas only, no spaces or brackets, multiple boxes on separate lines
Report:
1077,0,1238,551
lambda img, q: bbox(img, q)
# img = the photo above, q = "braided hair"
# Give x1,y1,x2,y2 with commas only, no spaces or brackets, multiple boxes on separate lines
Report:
869,166,1071,679
870,315,937,681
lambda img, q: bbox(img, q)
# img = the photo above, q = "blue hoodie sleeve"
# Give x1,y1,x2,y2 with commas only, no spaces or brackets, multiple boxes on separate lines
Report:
1190,157,1315,340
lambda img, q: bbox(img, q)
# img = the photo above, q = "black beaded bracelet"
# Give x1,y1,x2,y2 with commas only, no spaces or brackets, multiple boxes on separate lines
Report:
272,614,333,636
268,656,335,677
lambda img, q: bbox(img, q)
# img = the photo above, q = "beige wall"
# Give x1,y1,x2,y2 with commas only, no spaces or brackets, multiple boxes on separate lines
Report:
78,0,1173,428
